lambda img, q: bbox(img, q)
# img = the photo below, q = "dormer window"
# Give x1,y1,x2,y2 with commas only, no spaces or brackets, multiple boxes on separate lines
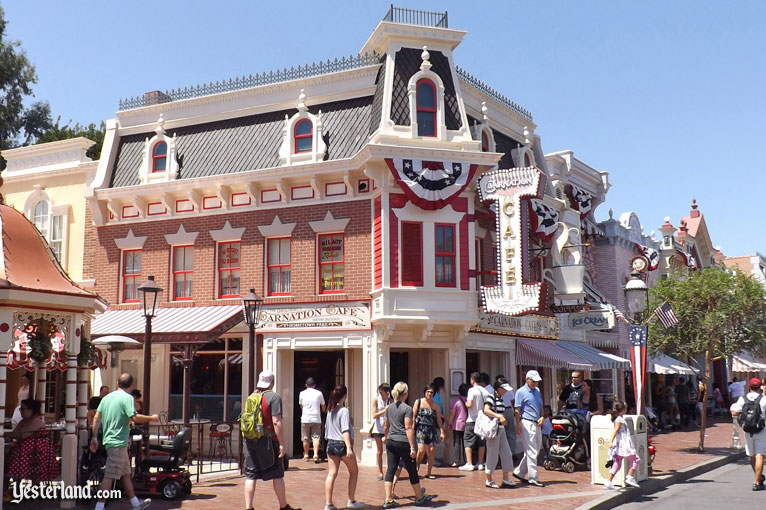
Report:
294,119,313,153
416,79,437,137
152,141,167,172
481,130,490,152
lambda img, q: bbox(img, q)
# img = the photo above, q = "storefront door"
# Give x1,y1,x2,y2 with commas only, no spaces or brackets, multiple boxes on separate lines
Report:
292,350,345,456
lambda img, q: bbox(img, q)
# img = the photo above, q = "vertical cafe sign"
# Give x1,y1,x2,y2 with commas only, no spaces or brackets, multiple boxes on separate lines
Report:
478,167,546,316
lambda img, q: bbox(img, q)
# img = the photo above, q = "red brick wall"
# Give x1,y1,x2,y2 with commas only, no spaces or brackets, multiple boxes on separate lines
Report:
84,200,371,308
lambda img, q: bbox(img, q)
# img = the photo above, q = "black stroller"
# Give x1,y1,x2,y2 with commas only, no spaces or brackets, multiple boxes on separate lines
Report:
543,409,590,473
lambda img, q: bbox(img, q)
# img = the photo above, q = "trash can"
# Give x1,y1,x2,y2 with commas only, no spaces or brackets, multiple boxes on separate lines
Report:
590,414,649,486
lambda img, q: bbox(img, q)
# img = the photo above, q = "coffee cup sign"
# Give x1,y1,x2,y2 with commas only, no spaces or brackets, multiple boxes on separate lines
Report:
478,167,547,316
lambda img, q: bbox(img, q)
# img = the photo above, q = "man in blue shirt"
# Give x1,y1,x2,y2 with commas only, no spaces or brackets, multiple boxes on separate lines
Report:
513,370,544,487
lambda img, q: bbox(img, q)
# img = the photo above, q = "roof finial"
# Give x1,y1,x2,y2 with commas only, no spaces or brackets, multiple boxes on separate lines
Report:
523,126,532,146
481,101,488,122
608,208,614,219
691,197,698,210
297,89,308,112
420,46,432,72
155,113,165,136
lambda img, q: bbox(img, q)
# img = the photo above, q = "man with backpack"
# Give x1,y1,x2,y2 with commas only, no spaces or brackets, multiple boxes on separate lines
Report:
730,377,766,491
241,369,301,510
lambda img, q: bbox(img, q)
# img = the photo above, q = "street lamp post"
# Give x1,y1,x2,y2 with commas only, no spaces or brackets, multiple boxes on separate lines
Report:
242,289,263,395
137,276,162,417
625,269,649,414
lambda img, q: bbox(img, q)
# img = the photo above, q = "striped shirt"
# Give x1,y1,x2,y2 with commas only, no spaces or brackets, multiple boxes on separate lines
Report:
485,393,505,415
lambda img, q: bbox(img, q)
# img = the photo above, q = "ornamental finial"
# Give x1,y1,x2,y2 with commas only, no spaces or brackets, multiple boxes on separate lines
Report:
420,46,432,71
297,89,308,112
155,113,165,136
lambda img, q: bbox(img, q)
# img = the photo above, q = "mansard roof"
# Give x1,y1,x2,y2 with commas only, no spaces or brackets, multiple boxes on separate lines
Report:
109,96,373,188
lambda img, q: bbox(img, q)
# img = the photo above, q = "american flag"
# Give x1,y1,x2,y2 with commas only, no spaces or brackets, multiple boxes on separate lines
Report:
653,303,679,329
629,325,648,415
612,306,629,325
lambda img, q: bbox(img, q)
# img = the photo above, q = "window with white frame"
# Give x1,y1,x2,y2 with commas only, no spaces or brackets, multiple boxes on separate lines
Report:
267,238,291,296
31,199,67,265
33,200,49,237
217,241,241,298
122,250,142,303
173,246,194,300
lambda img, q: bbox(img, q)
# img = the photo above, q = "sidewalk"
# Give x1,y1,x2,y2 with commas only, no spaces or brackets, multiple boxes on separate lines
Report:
65,417,741,510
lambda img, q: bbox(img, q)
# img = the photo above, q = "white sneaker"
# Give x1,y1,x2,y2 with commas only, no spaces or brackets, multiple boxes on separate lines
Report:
603,480,614,490
476,463,485,471
625,476,640,488
133,499,152,510
458,463,475,471
347,501,365,509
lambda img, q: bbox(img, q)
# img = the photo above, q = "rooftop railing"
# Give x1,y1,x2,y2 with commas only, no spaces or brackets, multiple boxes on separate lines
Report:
456,66,534,121
382,5,448,28
117,53,381,111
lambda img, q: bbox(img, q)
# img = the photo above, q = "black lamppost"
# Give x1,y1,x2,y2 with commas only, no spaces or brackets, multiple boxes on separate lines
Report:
242,289,263,395
137,275,162,416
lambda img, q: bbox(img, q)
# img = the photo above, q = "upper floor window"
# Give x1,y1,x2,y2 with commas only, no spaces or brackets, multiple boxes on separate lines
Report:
481,130,489,152
152,141,167,172
435,224,455,287
218,242,241,298
122,250,142,303
294,119,313,153
401,222,423,286
319,234,344,293
50,215,64,262
416,79,436,137
173,245,194,300
267,238,291,296
33,200,49,237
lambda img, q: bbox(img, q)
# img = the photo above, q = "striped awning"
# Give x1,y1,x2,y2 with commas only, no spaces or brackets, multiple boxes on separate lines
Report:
557,341,630,369
586,331,618,349
731,352,766,375
647,353,694,375
91,305,243,344
516,338,595,369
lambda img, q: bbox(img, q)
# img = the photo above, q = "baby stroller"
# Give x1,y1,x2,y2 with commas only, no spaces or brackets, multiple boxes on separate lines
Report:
543,409,590,473
78,442,106,497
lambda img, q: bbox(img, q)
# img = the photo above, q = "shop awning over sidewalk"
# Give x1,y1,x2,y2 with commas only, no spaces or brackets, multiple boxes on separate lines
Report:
731,352,766,375
557,340,630,369
516,338,595,369
91,305,243,343
647,353,694,375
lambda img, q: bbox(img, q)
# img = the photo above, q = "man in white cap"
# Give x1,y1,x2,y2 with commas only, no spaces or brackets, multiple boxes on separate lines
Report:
513,370,544,487
243,370,301,510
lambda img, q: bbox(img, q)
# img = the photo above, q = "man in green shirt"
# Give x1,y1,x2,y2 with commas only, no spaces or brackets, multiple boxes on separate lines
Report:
90,373,158,510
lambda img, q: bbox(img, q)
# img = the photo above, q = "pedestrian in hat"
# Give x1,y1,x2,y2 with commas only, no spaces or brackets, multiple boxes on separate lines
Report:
730,377,766,491
512,370,544,487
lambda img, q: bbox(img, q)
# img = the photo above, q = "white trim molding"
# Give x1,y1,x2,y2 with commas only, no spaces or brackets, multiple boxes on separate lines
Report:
278,89,327,166
114,229,148,250
257,215,296,238
308,211,350,233
164,224,199,246
138,114,180,184
209,220,246,242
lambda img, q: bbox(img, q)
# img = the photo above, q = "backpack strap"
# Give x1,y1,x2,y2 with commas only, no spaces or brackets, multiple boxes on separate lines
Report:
258,390,275,436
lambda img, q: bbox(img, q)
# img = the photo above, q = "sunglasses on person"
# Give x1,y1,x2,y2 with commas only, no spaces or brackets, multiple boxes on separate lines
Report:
19,406,29,411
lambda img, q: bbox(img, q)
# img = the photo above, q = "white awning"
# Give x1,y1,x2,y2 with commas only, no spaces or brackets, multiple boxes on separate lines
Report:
557,341,630,369
91,305,243,343
516,338,595,369
731,352,766,375
647,353,694,375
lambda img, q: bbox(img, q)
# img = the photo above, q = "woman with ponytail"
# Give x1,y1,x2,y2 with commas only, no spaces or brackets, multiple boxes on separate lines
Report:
323,385,364,510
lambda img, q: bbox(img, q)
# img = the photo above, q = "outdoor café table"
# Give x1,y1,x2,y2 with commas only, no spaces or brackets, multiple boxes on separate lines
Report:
171,418,210,463
44,421,66,456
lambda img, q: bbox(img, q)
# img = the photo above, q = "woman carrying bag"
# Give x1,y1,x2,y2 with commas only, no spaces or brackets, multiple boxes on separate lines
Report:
481,378,517,489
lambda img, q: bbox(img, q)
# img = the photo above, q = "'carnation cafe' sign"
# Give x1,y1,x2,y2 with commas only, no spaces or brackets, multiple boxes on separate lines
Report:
257,301,371,331
478,167,546,316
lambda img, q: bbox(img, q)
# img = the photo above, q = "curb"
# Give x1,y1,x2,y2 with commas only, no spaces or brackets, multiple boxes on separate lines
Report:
574,450,747,510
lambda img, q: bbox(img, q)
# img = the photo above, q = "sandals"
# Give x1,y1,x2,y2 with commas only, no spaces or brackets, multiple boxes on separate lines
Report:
485,481,500,489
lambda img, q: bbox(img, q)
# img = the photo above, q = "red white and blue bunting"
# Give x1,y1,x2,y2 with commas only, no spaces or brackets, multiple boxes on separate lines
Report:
528,199,560,243
385,158,478,210
565,184,593,218
636,244,660,271
676,249,697,269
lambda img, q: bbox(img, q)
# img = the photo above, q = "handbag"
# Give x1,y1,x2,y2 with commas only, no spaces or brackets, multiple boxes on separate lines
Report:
475,410,498,440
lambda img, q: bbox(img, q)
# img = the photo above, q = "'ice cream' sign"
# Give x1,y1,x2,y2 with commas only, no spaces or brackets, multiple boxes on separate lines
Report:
478,167,546,316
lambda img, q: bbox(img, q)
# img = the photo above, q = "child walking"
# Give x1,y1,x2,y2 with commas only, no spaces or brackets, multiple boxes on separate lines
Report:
603,401,641,489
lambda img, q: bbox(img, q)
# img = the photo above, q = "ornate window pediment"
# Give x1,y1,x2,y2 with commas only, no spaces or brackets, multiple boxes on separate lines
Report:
138,114,180,184
406,47,447,141
278,89,327,165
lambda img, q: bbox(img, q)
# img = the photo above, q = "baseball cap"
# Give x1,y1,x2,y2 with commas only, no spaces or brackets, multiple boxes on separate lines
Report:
526,370,542,382
500,383,513,392
256,369,275,389
749,377,762,389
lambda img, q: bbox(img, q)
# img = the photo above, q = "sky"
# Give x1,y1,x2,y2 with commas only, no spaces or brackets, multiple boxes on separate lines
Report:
3,1,765,256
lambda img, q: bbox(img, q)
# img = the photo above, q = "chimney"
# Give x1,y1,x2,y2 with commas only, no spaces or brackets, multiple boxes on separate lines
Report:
144,90,171,106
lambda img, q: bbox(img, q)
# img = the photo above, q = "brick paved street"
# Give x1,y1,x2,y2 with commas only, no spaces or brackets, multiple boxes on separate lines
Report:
48,416,739,510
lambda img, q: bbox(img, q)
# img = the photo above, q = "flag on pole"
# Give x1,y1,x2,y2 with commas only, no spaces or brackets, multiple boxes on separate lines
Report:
653,303,679,329
611,306,630,325
629,325,648,416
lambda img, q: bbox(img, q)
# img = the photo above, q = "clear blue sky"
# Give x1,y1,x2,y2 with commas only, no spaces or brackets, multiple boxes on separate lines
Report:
4,1,765,256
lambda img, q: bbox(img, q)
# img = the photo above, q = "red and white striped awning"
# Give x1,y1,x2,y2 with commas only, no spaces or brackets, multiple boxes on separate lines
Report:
91,305,243,344
731,352,766,376
516,338,595,370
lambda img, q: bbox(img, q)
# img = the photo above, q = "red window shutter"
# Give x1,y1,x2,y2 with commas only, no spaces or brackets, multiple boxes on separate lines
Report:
401,222,423,286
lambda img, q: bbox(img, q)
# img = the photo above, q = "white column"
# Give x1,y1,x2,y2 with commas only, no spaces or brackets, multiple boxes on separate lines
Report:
77,367,89,443
60,351,79,509
0,309,14,510
360,328,390,466
35,365,47,401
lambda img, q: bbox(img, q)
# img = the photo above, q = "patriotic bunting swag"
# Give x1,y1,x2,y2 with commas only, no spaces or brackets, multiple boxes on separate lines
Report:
629,325,648,415
384,158,478,210
565,184,593,218
528,198,560,243
675,249,697,269
636,244,660,271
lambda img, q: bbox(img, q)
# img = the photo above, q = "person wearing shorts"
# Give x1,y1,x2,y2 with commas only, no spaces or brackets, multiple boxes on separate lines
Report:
298,377,325,463
90,373,158,510
460,372,487,471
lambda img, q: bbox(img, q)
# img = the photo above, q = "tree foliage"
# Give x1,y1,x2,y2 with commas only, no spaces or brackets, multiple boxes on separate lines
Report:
648,267,766,450
37,117,106,160
0,4,53,152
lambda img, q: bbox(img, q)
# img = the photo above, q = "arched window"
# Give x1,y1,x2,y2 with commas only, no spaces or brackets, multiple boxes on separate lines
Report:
416,79,436,137
152,141,167,172
33,200,49,237
481,130,490,152
294,119,313,153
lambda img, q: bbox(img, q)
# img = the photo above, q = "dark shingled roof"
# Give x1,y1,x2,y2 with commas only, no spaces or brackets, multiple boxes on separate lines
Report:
110,96,373,188
390,48,462,130
493,129,523,170
369,55,387,135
